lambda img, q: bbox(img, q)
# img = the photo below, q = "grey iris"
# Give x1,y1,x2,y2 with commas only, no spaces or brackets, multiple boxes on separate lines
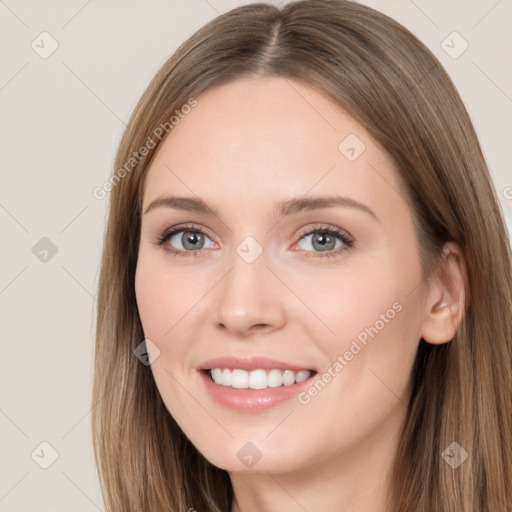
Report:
182,232,204,250
312,233,336,251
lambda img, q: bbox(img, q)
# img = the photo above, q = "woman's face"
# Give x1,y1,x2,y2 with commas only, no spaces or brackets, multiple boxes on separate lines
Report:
135,77,428,474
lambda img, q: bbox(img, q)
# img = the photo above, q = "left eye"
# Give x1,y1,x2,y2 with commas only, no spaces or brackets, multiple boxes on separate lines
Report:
297,231,345,252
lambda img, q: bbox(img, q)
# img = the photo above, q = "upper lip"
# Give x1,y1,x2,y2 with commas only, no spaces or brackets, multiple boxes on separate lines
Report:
198,356,315,372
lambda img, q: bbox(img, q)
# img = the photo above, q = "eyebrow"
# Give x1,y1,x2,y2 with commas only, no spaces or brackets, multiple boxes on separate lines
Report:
143,195,377,220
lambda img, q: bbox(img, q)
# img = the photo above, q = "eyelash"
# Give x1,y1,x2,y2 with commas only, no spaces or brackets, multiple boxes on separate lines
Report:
153,223,355,259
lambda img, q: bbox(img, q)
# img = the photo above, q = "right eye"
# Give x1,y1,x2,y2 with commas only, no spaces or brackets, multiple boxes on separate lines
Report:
155,224,217,257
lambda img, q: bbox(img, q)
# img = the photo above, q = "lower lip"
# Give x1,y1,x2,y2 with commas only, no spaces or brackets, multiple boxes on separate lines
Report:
199,370,316,412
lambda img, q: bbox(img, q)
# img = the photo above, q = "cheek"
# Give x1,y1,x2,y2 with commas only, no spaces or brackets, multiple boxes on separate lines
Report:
134,254,207,342
291,278,421,445
287,248,419,339
135,263,170,339
296,245,424,392
134,258,202,413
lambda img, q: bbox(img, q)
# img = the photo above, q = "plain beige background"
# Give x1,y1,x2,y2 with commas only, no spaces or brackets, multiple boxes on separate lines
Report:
1,0,511,510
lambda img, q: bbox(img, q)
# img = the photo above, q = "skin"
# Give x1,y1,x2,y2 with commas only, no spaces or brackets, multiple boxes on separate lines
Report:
135,77,465,512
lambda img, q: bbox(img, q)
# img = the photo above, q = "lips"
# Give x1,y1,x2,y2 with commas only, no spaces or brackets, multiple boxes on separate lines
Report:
198,355,315,373
196,356,317,410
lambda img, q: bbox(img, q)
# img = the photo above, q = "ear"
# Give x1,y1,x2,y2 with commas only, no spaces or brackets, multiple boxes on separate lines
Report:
420,242,467,345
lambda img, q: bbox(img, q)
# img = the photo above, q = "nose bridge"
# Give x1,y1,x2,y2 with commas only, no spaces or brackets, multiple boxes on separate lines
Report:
213,238,286,335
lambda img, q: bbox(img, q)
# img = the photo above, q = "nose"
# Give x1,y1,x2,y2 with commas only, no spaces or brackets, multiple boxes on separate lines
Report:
212,246,287,338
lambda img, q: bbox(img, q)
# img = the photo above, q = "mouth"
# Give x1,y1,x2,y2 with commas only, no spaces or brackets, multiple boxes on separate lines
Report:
197,356,318,411
202,368,318,390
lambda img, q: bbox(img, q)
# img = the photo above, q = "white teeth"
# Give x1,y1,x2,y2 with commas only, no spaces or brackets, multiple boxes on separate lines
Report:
211,368,223,384
248,369,267,389
231,369,249,388
282,369,295,386
268,369,283,387
295,370,310,383
208,368,313,389
222,368,232,386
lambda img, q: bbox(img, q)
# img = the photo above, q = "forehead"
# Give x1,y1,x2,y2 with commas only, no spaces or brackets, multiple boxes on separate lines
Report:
142,77,403,218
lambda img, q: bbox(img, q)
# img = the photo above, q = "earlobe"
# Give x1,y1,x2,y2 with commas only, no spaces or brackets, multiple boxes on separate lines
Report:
420,242,467,345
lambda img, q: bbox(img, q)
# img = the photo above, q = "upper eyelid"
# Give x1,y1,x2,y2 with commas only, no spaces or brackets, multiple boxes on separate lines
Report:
298,225,352,238
164,223,216,242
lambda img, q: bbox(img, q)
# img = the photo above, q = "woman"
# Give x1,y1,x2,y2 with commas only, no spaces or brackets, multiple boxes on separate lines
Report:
92,1,512,510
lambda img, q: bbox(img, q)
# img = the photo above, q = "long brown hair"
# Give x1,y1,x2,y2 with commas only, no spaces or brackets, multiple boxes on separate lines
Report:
92,1,512,510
